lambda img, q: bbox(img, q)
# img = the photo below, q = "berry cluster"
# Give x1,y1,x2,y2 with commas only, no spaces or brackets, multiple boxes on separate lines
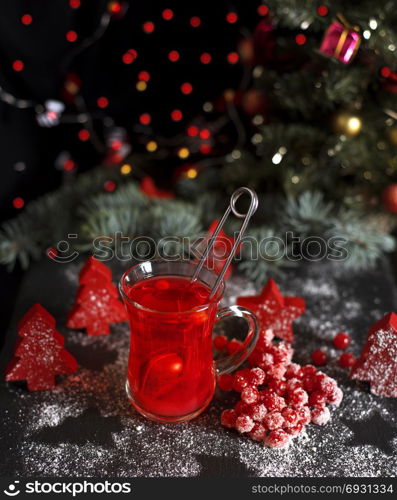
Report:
219,330,342,449
310,333,356,369
213,335,244,355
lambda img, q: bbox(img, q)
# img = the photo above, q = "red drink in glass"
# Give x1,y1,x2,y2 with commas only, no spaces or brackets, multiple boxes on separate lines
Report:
120,261,259,423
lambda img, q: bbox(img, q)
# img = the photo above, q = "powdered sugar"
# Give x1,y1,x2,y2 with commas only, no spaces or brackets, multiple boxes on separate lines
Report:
1,260,396,477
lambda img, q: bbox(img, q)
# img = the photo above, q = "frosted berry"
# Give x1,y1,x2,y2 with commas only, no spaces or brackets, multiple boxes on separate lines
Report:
260,329,275,345
339,352,356,368
301,365,317,377
285,363,302,379
333,332,351,350
267,362,287,380
213,335,228,350
249,423,267,441
257,352,274,371
286,423,305,436
250,403,267,422
311,406,331,425
227,339,244,355
264,411,284,430
288,387,309,407
261,390,286,412
241,386,260,405
281,407,299,427
264,429,291,449
267,378,287,395
328,386,343,406
311,349,328,366
249,367,265,386
286,378,302,392
235,400,251,415
235,414,255,433
268,342,292,364
217,373,234,391
297,406,311,425
233,369,251,392
302,376,316,393
314,372,337,396
308,390,327,407
221,409,237,428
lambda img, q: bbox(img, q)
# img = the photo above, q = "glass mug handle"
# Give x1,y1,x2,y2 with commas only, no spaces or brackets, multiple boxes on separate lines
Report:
214,305,260,375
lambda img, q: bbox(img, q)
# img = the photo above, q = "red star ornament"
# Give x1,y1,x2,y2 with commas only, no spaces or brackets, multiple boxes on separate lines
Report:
350,312,397,398
237,279,305,343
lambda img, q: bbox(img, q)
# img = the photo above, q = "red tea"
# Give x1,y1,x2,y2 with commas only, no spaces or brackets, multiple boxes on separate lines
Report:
125,276,217,420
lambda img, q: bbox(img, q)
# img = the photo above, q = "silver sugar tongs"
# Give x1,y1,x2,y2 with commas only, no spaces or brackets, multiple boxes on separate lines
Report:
191,187,258,299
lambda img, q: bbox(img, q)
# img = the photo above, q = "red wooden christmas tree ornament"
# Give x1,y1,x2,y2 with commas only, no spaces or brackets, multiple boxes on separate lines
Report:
350,312,397,397
67,257,127,336
195,219,240,279
237,279,305,343
5,304,77,391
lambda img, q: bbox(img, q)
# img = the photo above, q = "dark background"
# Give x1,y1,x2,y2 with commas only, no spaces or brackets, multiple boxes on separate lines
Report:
0,1,260,338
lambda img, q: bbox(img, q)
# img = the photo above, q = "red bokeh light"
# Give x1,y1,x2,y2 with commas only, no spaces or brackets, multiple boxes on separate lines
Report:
12,60,24,72
139,71,150,82
181,82,193,95
104,180,116,192
199,129,211,140
187,125,199,137
257,5,269,16
69,0,81,8
109,1,122,14
143,21,155,33
295,34,307,45
200,52,212,64
66,30,78,42
226,12,238,24
200,144,211,154
63,159,75,171
162,9,174,21
78,129,90,141
97,97,109,108
381,66,392,78
122,49,137,64
171,109,183,122
21,14,33,25
317,5,329,16
227,52,239,64
140,113,152,125
168,50,180,62
13,197,25,209
190,16,201,28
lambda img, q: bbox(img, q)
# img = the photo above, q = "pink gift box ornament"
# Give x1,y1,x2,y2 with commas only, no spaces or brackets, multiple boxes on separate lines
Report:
320,18,361,64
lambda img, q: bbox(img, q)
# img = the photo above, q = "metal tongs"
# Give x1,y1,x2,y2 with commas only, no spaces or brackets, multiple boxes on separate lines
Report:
191,187,258,298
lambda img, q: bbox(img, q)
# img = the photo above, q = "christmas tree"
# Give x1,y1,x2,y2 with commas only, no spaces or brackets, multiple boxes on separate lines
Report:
67,257,127,335
5,304,78,391
1,2,397,282
351,312,397,397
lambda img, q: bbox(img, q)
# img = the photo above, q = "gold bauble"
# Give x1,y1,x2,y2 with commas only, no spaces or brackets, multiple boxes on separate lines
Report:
387,127,397,146
332,111,362,137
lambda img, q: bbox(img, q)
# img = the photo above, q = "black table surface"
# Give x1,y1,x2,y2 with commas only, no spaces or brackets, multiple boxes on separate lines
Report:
0,257,397,477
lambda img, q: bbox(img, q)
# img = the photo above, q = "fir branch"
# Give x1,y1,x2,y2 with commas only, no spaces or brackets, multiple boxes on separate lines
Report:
281,191,334,234
238,227,296,284
327,210,396,270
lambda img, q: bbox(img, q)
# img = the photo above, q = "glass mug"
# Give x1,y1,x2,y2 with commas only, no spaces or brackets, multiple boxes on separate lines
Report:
119,260,259,423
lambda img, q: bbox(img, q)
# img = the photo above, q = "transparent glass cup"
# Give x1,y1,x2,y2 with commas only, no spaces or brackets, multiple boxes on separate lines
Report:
119,260,259,423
